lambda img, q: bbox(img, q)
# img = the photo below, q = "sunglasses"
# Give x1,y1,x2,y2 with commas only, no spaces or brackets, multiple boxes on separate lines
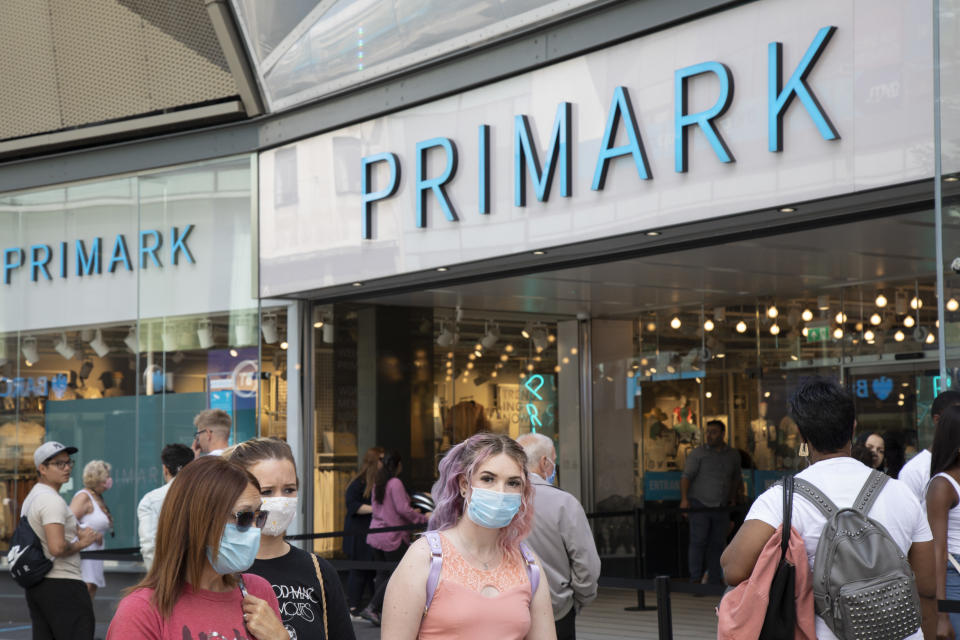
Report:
231,509,269,531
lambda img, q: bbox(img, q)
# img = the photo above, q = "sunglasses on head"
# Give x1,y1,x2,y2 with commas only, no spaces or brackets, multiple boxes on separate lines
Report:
231,509,269,531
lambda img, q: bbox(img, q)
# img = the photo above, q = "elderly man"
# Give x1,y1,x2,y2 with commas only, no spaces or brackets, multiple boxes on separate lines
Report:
517,433,601,640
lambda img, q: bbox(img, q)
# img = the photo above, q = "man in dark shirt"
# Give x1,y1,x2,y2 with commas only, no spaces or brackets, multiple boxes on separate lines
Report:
680,419,741,585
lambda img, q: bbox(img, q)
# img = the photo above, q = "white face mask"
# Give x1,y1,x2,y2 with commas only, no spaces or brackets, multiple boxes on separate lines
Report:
259,496,298,536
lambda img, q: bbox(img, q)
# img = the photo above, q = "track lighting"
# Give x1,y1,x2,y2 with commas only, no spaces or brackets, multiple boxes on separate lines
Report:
770,324,780,336
124,327,139,354
436,320,455,348
894,330,905,342
480,322,500,350
54,333,76,360
801,309,814,322
870,313,882,326
703,319,715,332
197,320,214,349
949,298,960,312
903,316,915,328
736,320,747,334
833,327,843,340
817,295,830,311
875,293,887,308
89,329,110,358
21,336,39,365
670,316,681,330
767,305,779,319
261,313,279,344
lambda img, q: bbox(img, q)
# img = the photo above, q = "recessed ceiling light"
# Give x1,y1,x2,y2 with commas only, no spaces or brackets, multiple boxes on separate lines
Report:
436,267,448,272
352,282,363,287
946,176,960,182
645,231,661,237
778,206,797,213
532,250,547,255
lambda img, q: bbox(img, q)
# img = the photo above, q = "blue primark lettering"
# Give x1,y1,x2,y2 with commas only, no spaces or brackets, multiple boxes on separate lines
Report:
478,125,490,215
769,26,839,152
30,245,52,281
593,86,651,190
514,102,572,206
76,238,102,276
108,235,133,273
170,225,195,265
2,248,22,285
59,242,67,278
361,153,400,240
139,230,162,269
415,138,459,228
674,61,735,172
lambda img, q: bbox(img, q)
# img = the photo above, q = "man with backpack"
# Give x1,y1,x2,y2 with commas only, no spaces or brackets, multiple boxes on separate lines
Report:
721,377,937,640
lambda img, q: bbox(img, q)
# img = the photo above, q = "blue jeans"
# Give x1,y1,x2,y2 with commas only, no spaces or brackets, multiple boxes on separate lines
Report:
947,556,960,633
688,498,729,584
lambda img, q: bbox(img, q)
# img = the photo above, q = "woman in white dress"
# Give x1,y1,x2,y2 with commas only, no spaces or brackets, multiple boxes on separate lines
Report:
70,460,113,599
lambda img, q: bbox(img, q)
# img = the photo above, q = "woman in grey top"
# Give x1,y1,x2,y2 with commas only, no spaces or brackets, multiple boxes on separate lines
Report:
22,442,100,640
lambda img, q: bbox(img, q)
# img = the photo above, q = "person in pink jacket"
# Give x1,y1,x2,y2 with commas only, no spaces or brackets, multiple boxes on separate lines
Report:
359,451,429,626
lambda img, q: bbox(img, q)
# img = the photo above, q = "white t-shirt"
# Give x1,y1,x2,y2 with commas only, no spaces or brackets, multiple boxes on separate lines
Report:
930,472,960,555
898,449,931,503
23,483,83,581
747,457,932,640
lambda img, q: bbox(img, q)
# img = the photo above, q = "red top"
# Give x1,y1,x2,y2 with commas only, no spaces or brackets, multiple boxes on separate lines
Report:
106,573,280,640
367,477,428,552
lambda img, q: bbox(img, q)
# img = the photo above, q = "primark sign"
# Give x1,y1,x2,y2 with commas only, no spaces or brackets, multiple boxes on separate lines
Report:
3,226,195,285
258,0,936,296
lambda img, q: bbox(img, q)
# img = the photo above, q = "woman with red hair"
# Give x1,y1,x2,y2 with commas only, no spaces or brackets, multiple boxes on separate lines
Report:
381,433,555,640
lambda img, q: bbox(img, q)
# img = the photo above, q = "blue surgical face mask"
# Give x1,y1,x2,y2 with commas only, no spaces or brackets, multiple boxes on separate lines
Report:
466,486,522,529
545,459,557,485
206,523,261,574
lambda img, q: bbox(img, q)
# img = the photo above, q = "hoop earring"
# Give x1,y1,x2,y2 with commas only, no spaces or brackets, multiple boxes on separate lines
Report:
799,442,809,457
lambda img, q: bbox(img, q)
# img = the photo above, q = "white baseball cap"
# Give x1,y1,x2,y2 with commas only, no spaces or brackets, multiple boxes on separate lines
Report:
34,441,78,469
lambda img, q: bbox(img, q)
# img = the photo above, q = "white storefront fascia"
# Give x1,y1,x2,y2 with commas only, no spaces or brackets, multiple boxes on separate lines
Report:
259,0,940,297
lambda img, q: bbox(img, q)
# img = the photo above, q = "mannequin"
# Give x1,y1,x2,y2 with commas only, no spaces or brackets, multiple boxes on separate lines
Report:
749,401,774,470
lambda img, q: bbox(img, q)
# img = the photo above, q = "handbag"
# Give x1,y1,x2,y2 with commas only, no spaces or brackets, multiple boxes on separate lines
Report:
309,553,330,640
759,475,796,640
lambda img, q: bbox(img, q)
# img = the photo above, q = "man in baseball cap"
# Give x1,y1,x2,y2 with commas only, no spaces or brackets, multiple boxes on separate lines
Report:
33,441,78,469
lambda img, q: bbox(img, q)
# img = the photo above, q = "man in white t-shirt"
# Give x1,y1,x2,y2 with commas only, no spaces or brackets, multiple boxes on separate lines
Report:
137,443,194,569
898,389,960,502
721,377,937,640
191,408,231,458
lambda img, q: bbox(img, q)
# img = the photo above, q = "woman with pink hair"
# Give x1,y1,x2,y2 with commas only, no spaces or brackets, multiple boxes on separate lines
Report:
381,433,556,640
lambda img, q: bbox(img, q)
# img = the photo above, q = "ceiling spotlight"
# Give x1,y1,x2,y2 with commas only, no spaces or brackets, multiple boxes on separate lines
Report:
311,307,325,329
895,291,908,314
21,336,38,365
834,311,847,324
864,329,876,341
778,206,796,213
480,322,500,349
903,315,915,328
802,327,809,337
704,319,715,332
521,324,532,339
946,175,960,182
54,333,76,360
322,322,335,344
713,307,726,323
229,348,239,357
910,296,923,310
927,332,936,344
437,321,455,348
875,293,888,308
532,250,547,256
645,231,661,237
547,334,556,343
817,295,830,311
833,327,843,340
261,313,279,344
870,313,882,326
949,298,960,312
646,322,657,332
505,344,514,353
801,308,814,322
531,326,549,352
197,320,214,349
351,282,363,287
770,323,780,336
736,320,748,334
670,316,682,330
491,370,498,378
473,350,483,359
280,341,289,350
123,327,139,354
500,354,509,362
705,391,713,398
436,267,449,272
235,314,256,347
895,330,905,342
767,305,779,319
89,329,110,358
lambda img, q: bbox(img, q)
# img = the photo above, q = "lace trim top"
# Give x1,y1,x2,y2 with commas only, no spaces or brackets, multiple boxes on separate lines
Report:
436,532,528,593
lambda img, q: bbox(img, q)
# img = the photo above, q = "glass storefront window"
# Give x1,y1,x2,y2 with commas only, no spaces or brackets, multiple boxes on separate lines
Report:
0,156,285,553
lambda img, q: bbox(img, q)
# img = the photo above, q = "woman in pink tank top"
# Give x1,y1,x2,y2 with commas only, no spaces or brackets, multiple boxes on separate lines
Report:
380,433,556,640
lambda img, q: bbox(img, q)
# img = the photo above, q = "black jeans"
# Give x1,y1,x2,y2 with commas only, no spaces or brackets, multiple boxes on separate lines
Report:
368,545,408,614
346,568,377,610
687,498,730,584
555,606,576,640
26,578,94,640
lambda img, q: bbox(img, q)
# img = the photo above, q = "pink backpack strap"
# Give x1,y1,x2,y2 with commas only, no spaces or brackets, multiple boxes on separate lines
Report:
519,541,540,596
423,531,444,613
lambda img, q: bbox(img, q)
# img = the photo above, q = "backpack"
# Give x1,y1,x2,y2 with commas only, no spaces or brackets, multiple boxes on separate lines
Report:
793,470,921,640
422,531,540,613
7,495,53,588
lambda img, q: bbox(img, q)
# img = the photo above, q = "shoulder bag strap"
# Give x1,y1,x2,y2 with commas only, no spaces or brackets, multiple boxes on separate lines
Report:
792,478,841,519
780,475,794,557
519,541,540,597
852,469,889,516
309,552,329,640
424,531,443,613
